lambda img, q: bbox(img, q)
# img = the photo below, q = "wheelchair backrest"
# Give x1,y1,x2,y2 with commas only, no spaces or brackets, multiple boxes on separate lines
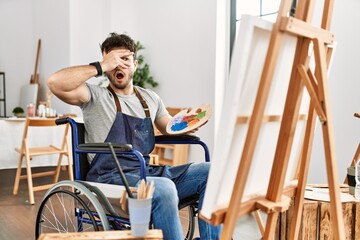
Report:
64,119,90,181
74,121,91,181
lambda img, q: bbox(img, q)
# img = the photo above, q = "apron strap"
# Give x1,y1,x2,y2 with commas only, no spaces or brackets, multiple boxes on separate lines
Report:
107,85,150,117
107,85,122,112
134,87,150,118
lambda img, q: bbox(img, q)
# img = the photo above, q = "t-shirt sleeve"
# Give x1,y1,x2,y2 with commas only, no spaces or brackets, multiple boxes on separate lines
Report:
151,90,169,119
80,83,100,111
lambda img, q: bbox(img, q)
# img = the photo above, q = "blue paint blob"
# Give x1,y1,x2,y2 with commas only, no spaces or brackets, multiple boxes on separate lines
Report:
171,122,188,131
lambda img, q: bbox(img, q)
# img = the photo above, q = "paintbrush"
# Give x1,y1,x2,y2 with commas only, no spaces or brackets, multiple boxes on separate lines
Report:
146,180,155,198
136,179,155,199
108,142,134,199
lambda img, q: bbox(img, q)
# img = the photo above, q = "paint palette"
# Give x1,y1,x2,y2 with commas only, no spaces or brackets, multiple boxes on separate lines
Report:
166,104,212,134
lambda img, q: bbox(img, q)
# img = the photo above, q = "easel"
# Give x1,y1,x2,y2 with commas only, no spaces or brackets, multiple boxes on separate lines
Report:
200,0,345,239
30,38,41,84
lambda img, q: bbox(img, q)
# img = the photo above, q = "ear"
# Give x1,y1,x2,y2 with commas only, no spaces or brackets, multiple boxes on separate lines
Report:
134,59,138,69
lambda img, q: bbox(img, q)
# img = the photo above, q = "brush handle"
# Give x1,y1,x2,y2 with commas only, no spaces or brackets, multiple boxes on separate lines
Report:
109,143,135,199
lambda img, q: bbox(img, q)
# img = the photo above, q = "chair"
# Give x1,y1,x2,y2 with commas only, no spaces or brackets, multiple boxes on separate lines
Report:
13,117,73,205
35,117,210,239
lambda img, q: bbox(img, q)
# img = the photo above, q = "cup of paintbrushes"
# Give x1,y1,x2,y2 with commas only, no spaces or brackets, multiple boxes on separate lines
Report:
126,179,155,237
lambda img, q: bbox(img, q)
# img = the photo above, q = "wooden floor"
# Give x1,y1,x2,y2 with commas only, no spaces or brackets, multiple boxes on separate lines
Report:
0,167,70,240
0,168,201,240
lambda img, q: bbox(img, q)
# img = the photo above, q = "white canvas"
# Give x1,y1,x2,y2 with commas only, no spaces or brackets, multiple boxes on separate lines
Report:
201,15,310,220
20,83,38,113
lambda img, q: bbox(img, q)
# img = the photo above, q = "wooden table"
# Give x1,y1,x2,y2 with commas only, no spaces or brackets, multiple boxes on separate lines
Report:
38,230,163,240
275,184,360,240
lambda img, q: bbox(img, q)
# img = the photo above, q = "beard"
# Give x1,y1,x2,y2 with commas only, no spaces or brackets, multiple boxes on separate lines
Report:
107,71,134,90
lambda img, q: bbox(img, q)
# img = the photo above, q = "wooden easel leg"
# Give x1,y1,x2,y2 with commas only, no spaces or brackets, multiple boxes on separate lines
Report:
263,213,280,239
313,38,345,239
253,210,265,236
289,105,317,239
319,105,345,240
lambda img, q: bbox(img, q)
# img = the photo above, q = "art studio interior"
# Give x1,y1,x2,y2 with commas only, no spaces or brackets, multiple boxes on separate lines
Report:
0,0,359,239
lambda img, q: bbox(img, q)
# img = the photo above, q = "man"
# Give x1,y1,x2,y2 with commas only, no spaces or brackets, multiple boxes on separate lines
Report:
48,32,221,239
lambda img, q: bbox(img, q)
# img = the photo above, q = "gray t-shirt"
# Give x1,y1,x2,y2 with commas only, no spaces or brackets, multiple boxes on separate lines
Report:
80,83,168,147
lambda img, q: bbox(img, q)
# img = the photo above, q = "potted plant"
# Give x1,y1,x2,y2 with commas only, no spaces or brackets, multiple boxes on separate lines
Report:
132,41,158,88
12,106,24,117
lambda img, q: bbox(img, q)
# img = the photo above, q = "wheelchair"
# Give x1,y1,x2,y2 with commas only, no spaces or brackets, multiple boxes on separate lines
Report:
35,117,210,239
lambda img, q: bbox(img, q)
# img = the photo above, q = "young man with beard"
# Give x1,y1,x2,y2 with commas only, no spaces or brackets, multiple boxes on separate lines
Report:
47,32,221,240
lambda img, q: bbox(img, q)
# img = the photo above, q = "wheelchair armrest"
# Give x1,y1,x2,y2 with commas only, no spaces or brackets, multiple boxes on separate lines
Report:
155,134,210,162
155,134,200,142
78,142,132,151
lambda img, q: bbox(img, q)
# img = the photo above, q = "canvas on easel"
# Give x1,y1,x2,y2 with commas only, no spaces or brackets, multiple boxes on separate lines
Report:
200,0,344,239
201,14,308,219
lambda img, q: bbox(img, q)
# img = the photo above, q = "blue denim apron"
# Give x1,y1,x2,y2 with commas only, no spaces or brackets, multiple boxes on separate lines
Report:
86,86,191,186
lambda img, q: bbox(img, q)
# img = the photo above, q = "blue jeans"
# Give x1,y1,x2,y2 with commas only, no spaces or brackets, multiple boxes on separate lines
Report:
138,162,222,240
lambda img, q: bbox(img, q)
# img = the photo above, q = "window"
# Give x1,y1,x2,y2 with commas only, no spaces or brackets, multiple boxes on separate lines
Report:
230,0,297,60
236,0,281,22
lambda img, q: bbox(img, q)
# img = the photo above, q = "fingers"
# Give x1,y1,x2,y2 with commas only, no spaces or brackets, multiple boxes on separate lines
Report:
186,130,197,135
185,120,209,135
102,49,134,72
116,50,134,68
115,59,131,70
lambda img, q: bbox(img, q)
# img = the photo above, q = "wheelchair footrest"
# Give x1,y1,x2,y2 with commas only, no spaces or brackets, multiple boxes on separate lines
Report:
155,134,200,142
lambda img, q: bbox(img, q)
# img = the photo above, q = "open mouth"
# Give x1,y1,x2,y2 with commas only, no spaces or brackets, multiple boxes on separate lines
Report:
115,71,124,80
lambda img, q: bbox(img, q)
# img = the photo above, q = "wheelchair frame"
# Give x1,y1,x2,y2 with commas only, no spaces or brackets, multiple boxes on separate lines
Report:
35,117,210,239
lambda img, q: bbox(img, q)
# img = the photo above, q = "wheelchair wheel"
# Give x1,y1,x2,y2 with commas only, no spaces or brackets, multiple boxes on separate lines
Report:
179,205,197,240
35,181,110,238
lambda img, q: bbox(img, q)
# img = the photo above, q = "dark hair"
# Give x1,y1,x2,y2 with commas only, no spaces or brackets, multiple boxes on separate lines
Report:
100,32,137,58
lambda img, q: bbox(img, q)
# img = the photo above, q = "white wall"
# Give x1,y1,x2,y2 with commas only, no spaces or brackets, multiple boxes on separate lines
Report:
0,0,70,114
0,0,34,112
34,0,71,111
